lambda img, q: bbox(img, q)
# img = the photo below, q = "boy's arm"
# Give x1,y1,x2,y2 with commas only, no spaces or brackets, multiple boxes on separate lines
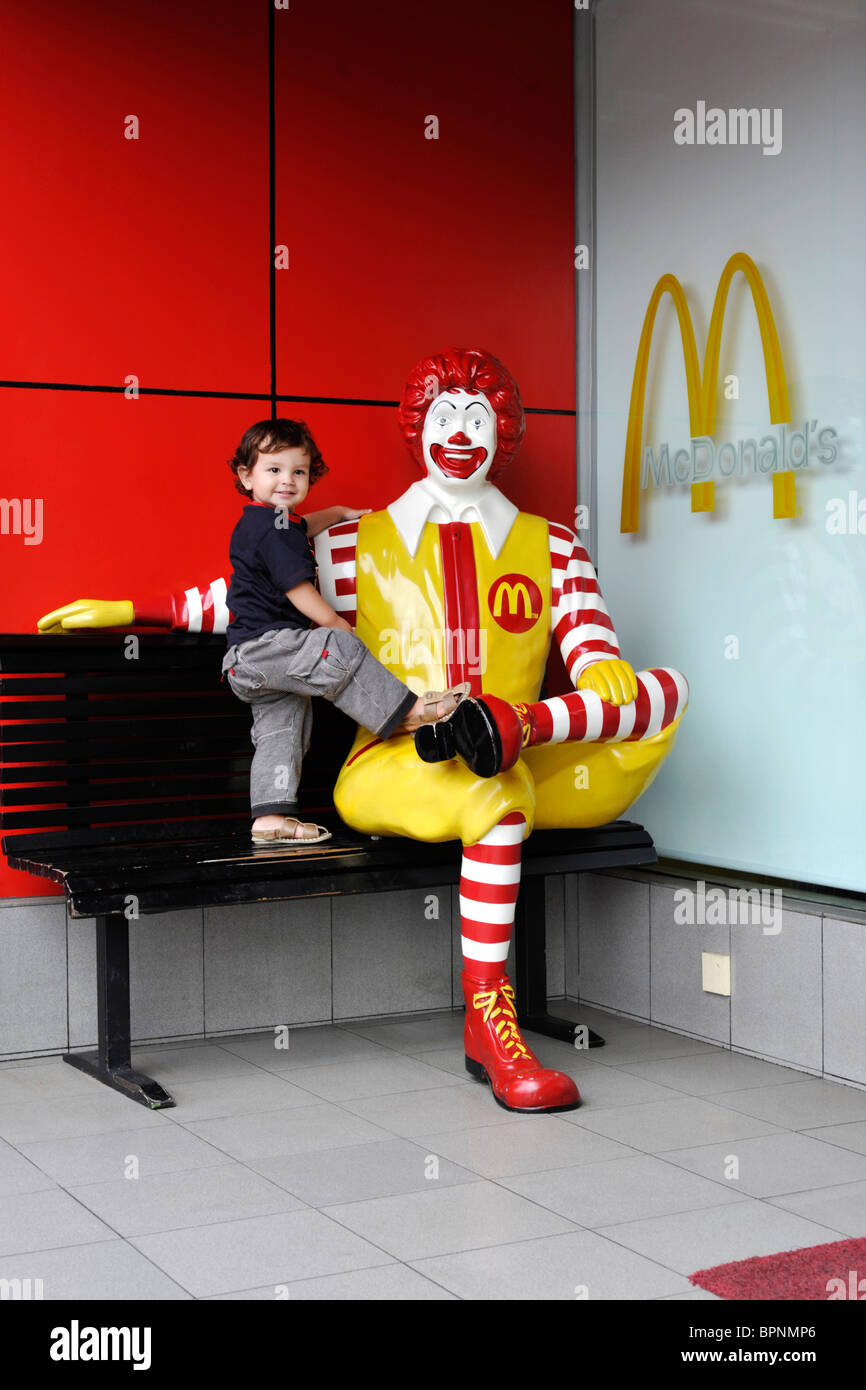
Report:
286,580,352,632
302,506,343,539
303,505,369,539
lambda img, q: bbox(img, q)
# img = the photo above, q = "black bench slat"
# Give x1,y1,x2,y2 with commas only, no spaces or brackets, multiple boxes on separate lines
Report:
0,795,251,831
6,829,364,875
0,695,243,721
2,781,335,816
1,735,251,762
0,713,248,745
0,757,251,785
1,671,233,695
1,774,251,806
2,813,251,854
0,635,227,673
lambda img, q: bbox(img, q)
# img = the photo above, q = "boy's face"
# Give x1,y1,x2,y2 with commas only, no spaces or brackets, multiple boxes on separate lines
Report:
239,446,311,509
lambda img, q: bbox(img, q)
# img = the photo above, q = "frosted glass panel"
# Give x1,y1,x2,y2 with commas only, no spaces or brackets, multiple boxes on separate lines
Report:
593,0,866,890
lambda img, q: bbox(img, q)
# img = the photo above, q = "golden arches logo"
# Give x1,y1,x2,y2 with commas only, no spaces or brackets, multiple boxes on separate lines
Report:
620,252,791,533
487,573,542,633
493,581,531,617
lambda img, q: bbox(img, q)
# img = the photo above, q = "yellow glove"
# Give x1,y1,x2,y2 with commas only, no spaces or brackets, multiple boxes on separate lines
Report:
37,599,136,632
576,658,638,706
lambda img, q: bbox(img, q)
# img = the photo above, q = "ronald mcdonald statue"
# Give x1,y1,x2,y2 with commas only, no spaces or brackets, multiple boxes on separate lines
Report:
38,348,688,1115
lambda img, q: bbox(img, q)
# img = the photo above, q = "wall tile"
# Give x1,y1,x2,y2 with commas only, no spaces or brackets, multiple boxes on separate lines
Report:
545,876,565,998
577,874,650,1017
564,873,579,999
650,883,730,1043
205,899,330,1033
731,902,822,1071
0,901,67,1057
334,888,451,1020
823,916,866,1084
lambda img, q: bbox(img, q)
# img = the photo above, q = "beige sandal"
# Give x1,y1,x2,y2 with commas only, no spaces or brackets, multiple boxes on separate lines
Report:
251,819,332,845
401,681,472,730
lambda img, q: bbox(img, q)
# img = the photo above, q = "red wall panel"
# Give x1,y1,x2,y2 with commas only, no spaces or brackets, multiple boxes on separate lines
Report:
0,0,269,392
274,0,575,408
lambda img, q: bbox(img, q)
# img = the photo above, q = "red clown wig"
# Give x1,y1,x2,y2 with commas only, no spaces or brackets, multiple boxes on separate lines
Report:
397,348,526,481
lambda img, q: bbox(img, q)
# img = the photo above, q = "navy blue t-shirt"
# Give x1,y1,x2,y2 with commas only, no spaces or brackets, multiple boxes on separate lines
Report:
225,503,318,646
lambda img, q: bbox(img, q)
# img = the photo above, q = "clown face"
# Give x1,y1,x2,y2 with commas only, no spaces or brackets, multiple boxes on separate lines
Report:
422,389,497,487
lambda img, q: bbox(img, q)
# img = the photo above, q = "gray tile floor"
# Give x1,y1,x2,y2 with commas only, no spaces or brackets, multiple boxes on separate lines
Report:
1,1002,865,1300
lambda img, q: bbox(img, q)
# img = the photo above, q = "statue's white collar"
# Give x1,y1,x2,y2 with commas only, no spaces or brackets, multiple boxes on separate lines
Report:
386,478,518,560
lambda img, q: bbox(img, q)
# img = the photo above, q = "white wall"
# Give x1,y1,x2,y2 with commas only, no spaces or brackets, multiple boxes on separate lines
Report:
593,0,866,890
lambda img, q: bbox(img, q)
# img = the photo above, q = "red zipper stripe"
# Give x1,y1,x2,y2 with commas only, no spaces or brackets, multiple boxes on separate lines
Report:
438,522,482,695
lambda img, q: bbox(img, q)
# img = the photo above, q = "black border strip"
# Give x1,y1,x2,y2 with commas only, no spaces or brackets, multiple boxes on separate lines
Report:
0,379,575,414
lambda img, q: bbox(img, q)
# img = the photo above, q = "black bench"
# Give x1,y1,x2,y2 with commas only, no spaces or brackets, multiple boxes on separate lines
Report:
0,631,658,1109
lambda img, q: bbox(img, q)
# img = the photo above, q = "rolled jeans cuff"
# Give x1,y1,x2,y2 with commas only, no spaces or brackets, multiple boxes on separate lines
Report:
377,687,419,740
250,799,300,820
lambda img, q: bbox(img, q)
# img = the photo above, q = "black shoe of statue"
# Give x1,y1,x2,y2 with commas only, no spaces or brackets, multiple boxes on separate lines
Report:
414,697,505,779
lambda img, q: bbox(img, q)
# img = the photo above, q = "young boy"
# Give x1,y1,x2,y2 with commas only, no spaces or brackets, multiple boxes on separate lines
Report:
221,419,468,844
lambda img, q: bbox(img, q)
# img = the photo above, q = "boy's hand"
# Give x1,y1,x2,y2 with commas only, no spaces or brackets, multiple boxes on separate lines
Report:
303,505,371,537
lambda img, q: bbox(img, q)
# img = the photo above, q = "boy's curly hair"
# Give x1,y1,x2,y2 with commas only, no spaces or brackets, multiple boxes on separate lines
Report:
228,418,329,499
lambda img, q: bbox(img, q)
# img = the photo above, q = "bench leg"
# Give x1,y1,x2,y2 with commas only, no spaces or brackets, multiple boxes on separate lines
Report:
514,876,605,1049
63,912,175,1109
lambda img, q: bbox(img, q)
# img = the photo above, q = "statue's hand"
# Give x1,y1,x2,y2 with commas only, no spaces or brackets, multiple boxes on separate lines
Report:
37,599,136,632
577,658,638,706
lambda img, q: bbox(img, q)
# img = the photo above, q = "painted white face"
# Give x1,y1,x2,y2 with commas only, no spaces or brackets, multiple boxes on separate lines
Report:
421,389,497,486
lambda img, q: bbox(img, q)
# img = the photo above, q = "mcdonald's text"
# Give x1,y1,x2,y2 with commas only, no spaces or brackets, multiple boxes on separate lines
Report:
641,420,838,491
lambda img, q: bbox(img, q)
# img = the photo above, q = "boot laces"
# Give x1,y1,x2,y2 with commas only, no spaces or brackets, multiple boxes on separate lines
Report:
472,983,532,1061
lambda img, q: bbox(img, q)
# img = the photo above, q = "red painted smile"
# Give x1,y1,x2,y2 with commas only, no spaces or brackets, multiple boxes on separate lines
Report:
430,444,488,478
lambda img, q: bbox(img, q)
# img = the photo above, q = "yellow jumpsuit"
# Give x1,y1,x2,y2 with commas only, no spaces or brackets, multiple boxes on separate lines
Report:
333,509,682,846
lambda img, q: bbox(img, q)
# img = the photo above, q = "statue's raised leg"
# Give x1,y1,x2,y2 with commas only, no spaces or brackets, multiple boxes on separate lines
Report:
417,667,689,778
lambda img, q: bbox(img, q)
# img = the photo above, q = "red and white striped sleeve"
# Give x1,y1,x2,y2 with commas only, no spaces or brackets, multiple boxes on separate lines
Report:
548,523,621,686
313,521,358,629
134,577,231,632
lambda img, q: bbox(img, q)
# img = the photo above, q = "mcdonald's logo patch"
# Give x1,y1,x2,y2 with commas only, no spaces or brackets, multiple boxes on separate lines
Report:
488,574,542,633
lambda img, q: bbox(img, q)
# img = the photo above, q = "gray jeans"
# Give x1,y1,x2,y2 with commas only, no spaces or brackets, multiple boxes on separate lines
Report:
221,627,417,819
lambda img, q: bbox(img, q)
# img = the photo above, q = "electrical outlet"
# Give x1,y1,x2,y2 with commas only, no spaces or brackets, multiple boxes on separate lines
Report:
702,951,731,996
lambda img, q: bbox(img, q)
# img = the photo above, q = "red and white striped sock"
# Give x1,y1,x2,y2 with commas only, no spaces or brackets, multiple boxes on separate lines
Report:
460,811,525,984
516,666,688,747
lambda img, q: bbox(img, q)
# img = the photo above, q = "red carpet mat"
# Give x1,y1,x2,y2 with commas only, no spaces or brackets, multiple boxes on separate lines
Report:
691,1236,866,1300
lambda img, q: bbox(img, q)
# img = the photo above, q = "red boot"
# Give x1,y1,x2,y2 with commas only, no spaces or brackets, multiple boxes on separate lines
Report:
462,971,581,1113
